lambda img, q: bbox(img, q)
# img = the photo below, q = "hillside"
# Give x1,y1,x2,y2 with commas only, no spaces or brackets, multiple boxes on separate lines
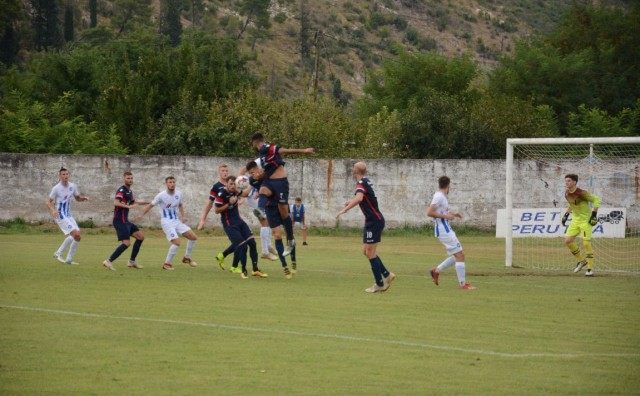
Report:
201,0,621,100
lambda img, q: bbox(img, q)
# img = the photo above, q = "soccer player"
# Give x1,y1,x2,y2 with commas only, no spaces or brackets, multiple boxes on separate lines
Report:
134,176,198,270
238,163,277,261
214,176,268,279
46,167,90,265
291,197,308,246
102,171,150,271
427,176,475,290
197,163,236,271
562,173,601,276
336,162,396,293
251,132,314,257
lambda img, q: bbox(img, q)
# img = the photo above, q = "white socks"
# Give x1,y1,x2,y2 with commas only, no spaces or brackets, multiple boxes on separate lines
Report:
260,227,271,254
185,240,196,257
66,240,79,261
166,244,179,264
56,236,74,256
436,256,456,272
455,262,466,285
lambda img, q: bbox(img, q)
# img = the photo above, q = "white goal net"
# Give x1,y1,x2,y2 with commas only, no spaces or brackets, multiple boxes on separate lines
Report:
502,137,640,272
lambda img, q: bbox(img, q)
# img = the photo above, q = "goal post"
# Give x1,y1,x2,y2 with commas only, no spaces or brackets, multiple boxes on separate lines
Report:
503,137,640,271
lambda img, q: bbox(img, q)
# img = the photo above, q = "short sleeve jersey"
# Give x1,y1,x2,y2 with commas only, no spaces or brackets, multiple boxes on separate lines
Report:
565,188,601,223
49,182,80,219
113,185,135,223
258,144,285,178
355,177,384,223
208,181,226,202
151,190,182,221
430,191,452,237
291,203,305,222
214,188,242,227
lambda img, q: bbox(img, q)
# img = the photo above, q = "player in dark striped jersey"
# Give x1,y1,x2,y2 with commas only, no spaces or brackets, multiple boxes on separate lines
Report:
214,176,267,279
102,171,150,271
336,162,396,293
197,163,236,272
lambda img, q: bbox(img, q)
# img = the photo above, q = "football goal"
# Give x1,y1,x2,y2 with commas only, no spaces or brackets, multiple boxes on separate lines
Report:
502,137,640,272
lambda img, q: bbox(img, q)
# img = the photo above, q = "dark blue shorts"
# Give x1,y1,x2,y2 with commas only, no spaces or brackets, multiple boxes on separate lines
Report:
262,177,289,205
224,221,253,246
363,219,384,244
265,205,284,228
113,220,140,241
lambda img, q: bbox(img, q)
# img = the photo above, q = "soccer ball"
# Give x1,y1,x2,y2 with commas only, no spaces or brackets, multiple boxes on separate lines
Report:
235,175,250,191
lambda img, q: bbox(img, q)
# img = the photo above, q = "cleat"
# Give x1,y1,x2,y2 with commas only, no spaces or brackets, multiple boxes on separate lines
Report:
241,271,249,279
291,262,297,275
283,267,292,280
127,260,143,269
383,272,396,291
283,239,296,257
365,284,385,293
458,283,476,290
64,259,79,265
182,257,197,267
229,266,242,274
162,263,175,271
429,268,440,286
303,241,308,246
574,260,587,273
53,253,65,263
268,246,278,256
216,252,225,270
252,270,269,278
253,208,266,221
585,269,594,277
261,253,278,261
102,260,115,271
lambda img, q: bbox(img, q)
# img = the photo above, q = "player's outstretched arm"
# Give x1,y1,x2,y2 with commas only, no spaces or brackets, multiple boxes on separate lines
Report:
197,200,213,230
336,193,363,218
134,203,154,221
280,147,315,155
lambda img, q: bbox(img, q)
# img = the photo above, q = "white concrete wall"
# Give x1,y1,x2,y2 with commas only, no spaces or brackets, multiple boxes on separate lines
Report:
1,153,637,229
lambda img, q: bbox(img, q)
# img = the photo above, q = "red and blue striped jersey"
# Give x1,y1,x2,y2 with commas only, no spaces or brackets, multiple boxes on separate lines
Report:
258,143,285,178
113,185,135,223
214,188,242,227
355,177,384,222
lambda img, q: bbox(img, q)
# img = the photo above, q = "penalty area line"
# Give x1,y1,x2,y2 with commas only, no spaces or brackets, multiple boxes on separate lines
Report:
1,304,637,359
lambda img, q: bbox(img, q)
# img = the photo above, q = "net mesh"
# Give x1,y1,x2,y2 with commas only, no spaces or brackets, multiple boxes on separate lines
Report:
511,142,640,272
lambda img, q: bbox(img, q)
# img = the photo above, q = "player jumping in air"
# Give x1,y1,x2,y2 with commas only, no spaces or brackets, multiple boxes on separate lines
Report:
562,173,601,276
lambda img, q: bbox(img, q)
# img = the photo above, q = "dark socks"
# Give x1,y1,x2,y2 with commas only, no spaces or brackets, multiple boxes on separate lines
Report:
369,256,384,286
109,243,129,262
130,239,143,261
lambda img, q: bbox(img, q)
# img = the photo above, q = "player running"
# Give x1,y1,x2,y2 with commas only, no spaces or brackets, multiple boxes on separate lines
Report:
427,176,475,290
135,176,198,271
46,167,91,265
562,173,601,276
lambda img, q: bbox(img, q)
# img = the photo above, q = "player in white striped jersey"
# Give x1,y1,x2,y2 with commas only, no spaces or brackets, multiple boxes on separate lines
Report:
426,176,475,290
135,176,198,270
46,167,90,265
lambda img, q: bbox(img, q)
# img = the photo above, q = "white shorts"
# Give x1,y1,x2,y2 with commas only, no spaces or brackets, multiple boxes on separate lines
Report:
161,219,191,241
56,216,79,235
295,221,306,230
437,231,463,255
247,196,260,210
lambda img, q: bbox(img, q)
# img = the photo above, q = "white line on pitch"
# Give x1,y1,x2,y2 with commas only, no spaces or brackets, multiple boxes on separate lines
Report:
2,304,637,359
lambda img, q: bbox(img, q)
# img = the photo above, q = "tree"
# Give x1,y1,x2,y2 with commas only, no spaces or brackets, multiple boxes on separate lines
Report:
30,0,63,50
160,0,183,46
299,0,311,65
63,2,74,43
112,0,152,37
237,0,271,40
89,0,97,28
0,0,22,65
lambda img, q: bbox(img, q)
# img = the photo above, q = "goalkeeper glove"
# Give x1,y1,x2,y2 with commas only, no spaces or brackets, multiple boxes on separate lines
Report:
561,212,570,226
589,211,598,226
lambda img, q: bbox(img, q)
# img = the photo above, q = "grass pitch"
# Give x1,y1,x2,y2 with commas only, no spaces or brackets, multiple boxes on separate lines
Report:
1,230,639,395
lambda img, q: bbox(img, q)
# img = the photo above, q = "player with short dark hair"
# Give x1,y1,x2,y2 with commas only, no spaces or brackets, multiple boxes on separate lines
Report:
562,173,601,276
427,176,475,289
214,176,267,279
336,162,395,293
47,167,91,265
135,176,198,271
102,171,150,271
197,163,237,272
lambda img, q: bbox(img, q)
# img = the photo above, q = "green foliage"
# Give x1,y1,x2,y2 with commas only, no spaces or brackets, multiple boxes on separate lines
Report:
30,0,63,50
160,0,184,45
112,0,153,36
567,102,639,137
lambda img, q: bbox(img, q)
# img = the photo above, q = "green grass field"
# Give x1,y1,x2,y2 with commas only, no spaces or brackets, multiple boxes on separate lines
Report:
1,229,639,395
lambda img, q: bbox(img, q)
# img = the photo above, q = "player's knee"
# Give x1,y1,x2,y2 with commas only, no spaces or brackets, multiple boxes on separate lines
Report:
73,234,81,242
122,240,131,247
171,240,181,247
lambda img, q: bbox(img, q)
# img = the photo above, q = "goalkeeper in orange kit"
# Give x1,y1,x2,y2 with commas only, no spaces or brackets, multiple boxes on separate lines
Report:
561,174,601,276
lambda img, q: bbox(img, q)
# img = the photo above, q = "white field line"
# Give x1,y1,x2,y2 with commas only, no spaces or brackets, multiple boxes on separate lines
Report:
2,304,638,359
